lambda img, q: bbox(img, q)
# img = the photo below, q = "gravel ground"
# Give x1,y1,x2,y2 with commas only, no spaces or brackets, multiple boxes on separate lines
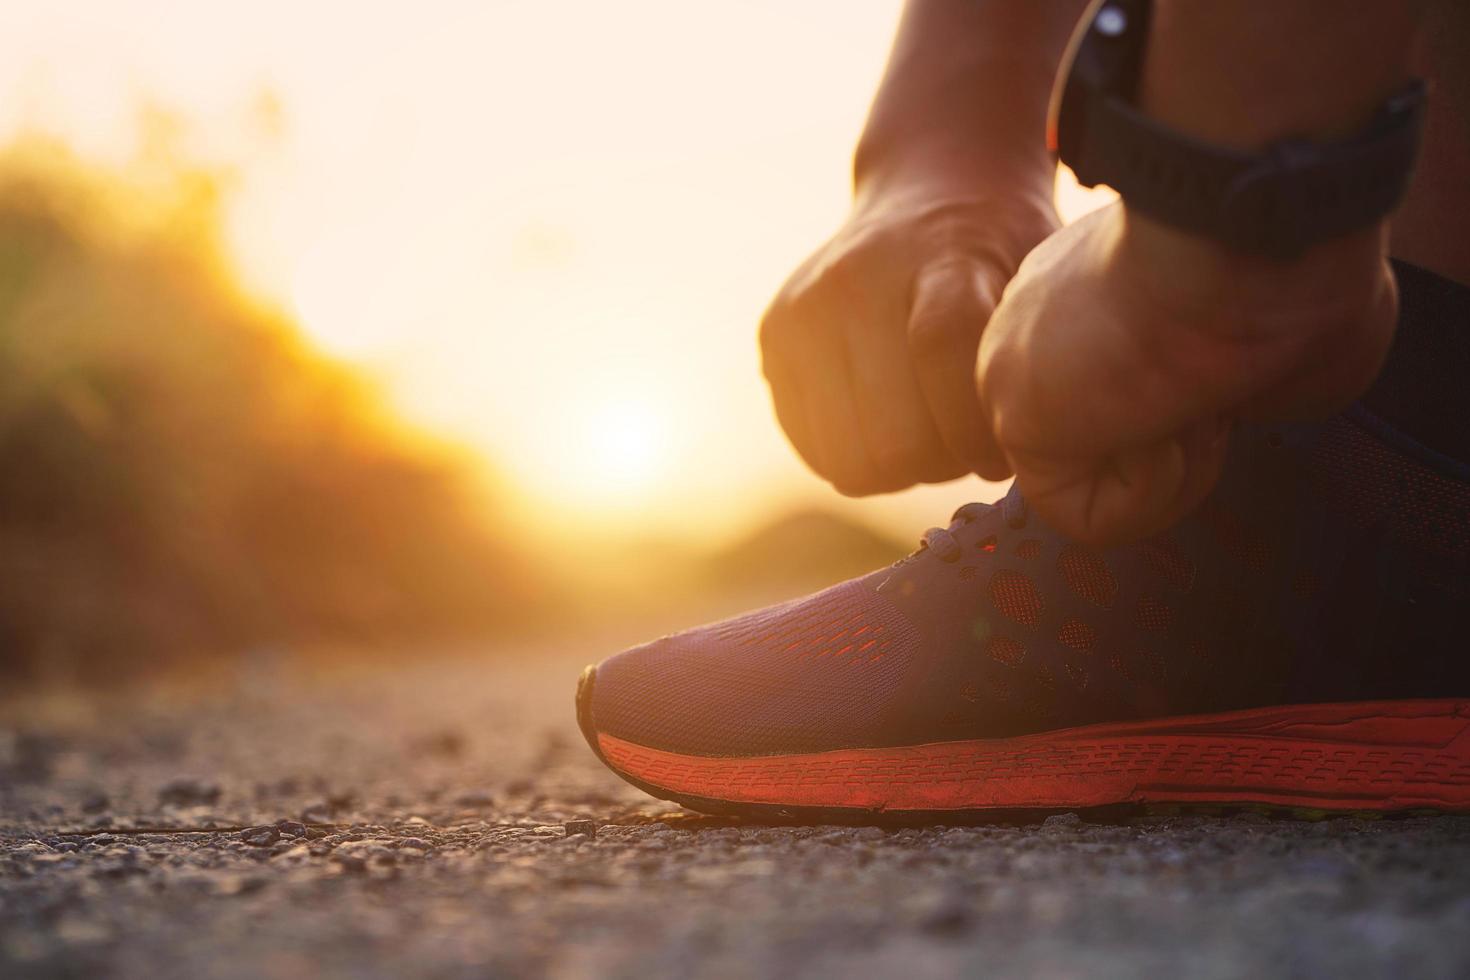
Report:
3,645,1470,980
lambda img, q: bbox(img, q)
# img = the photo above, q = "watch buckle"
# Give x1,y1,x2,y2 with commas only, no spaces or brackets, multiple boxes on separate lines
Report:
1220,139,1323,259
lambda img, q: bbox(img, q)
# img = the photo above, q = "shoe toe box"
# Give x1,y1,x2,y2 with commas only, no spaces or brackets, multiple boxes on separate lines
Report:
582,575,920,758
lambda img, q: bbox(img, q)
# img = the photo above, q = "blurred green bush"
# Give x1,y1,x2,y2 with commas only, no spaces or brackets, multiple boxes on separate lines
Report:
0,141,540,684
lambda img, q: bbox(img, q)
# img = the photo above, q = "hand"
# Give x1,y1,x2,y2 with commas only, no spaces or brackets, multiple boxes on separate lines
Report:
977,203,1397,545
760,189,1058,495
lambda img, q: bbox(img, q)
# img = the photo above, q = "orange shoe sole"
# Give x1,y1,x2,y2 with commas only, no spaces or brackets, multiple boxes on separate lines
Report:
578,670,1470,819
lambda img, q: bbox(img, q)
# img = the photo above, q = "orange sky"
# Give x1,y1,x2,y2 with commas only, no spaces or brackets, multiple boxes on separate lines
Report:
0,0,1113,544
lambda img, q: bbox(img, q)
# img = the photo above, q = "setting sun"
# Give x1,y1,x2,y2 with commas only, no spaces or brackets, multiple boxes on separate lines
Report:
584,399,670,495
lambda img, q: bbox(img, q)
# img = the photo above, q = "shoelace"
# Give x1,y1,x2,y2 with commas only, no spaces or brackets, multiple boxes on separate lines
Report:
915,491,1029,564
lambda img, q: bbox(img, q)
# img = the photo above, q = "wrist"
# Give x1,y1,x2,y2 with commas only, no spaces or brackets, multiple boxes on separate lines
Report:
1110,203,1397,426
850,174,1061,277
853,134,1057,223
856,0,1088,212
1117,206,1390,343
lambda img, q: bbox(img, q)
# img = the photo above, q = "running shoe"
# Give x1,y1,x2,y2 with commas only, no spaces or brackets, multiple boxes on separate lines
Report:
577,262,1470,819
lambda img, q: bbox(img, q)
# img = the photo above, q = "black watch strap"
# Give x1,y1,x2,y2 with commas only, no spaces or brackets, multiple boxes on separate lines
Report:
1054,1,1428,259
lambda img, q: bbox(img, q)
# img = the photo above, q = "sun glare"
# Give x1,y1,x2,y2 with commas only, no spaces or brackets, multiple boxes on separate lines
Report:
508,395,674,514
585,400,669,493
2,0,1092,542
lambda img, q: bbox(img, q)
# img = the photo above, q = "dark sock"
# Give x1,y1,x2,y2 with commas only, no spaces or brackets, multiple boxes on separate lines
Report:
1362,260,1470,463
1286,262,1470,702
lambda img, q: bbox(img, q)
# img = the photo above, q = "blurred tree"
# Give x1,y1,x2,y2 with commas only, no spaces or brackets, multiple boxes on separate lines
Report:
0,139,541,684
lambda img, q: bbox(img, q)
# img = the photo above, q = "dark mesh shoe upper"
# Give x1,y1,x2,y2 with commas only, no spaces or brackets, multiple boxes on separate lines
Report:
589,262,1470,758
590,413,1470,757
592,575,922,756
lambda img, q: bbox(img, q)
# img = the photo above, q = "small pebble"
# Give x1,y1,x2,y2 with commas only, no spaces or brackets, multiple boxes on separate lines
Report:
564,820,597,839
1043,812,1082,830
240,827,278,847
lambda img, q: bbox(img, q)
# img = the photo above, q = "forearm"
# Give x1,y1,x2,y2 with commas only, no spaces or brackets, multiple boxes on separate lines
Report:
1124,0,1431,337
854,0,1088,206
1140,0,1426,150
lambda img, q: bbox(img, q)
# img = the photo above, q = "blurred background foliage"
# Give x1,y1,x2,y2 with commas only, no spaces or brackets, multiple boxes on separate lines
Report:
0,138,909,686
0,140,545,684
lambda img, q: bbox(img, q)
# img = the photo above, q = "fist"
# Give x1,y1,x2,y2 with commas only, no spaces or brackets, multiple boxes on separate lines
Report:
978,203,1397,545
760,194,1058,495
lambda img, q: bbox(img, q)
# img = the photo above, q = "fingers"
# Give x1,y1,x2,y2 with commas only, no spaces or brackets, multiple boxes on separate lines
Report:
759,207,1053,496
761,249,986,496
1015,416,1231,546
760,346,819,474
907,258,1012,481
845,268,966,491
798,332,888,496
760,296,884,495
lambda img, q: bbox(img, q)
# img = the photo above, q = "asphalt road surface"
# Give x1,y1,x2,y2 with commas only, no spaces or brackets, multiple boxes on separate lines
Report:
3,642,1469,980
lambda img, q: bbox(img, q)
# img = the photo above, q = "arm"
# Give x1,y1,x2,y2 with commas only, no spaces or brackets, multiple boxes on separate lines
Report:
856,0,1085,206
1141,0,1423,148
1130,0,1425,359
978,0,1430,543
760,0,1087,496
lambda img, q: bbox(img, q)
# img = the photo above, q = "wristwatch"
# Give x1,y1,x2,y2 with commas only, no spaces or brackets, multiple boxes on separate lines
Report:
1048,0,1428,259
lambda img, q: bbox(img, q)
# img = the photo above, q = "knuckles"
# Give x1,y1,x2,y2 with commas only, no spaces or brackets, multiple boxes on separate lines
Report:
759,260,858,368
